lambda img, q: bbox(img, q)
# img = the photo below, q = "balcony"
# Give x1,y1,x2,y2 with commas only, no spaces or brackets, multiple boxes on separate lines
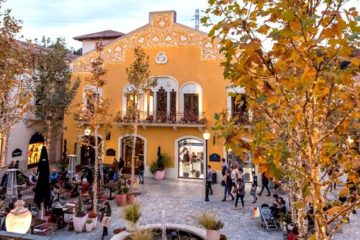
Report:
227,110,251,125
115,111,206,130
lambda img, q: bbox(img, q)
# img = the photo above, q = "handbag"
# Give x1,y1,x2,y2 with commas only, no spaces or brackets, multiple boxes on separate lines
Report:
221,180,225,186
101,216,111,228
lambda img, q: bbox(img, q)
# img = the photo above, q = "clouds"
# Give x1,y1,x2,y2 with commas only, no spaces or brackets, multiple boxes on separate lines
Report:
3,0,209,49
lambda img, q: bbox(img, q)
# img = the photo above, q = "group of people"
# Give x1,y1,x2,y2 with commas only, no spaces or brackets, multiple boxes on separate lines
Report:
217,158,283,210
109,157,145,184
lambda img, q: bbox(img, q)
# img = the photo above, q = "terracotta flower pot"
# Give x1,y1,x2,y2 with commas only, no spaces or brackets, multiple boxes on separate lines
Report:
154,170,165,180
115,194,128,207
127,194,135,204
206,229,220,240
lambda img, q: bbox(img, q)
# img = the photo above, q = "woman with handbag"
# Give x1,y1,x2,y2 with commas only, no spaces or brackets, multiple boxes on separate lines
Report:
100,201,112,239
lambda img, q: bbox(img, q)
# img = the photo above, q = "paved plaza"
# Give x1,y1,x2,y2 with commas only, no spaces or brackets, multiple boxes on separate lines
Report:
48,178,359,240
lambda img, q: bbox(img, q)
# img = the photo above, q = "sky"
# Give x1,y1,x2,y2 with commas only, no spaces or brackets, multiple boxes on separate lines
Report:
3,0,359,51
3,0,209,50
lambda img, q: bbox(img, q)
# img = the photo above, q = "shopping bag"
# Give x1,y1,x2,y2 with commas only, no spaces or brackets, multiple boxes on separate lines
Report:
252,207,260,218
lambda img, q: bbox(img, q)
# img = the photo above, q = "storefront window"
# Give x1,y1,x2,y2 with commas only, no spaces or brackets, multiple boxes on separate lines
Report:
178,138,204,179
228,150,254,182
28,133,44,167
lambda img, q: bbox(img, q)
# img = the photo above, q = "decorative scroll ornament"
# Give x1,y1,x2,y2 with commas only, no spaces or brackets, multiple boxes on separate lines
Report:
156,52,168,64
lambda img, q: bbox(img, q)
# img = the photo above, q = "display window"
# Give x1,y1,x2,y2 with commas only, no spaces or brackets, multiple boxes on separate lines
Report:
27,133,44,167
178,138,204,179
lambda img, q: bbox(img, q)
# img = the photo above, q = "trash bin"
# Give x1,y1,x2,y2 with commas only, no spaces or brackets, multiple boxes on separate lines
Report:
212,172,217,184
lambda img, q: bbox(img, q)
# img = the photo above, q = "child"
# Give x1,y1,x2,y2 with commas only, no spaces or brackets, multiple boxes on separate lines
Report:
250,183,258,204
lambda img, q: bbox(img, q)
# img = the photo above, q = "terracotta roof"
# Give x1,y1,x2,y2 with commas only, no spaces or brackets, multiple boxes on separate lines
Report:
73,30,125,41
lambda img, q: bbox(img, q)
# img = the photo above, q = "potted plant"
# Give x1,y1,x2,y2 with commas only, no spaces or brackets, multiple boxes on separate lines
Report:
85,219,93,232
279,212,292,233
130,229,153,240
88,211,98,230
150,146,169,180
17,174,26,187
122,202,141,232
115,181,129,207
73,197,87,232
197,212,224,240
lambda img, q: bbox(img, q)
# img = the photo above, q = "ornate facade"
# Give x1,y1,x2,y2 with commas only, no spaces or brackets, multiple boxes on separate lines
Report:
64,11,249,180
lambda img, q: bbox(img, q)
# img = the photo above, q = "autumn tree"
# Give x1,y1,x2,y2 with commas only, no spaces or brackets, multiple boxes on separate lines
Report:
115,46,155,185
74,42,112,211
32,37,80,162
0,0,34,166
204,0,360,239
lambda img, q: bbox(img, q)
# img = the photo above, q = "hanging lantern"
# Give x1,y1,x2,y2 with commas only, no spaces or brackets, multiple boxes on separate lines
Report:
84,128,91,136
6,200,32,234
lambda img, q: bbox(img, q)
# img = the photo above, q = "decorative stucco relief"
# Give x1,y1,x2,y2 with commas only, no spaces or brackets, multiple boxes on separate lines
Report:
73,14,223,72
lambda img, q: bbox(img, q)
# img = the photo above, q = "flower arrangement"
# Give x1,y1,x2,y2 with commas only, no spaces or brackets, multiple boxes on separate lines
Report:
75,196,86,218
88,211,97,218
116,180,129,194
196,212,224,230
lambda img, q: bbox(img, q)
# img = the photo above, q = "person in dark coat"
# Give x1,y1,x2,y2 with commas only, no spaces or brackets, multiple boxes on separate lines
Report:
100,201,112,239
34,146,51,209
258,172,271,196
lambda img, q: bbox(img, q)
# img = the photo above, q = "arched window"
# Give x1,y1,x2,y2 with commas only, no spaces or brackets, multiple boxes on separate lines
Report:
226,86,249,123
83,85,102,113
28,132,45,167
180,83,203,122
177,137,204,179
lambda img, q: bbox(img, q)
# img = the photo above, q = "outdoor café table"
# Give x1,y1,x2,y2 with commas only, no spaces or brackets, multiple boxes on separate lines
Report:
103,181,117,200
30,218,47,234
54,188,68,201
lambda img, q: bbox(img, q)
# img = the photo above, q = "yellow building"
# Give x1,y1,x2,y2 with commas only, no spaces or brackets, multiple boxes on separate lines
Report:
64,11,250,180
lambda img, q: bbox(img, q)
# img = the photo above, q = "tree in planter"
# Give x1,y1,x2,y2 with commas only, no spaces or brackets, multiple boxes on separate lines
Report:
0,1,34,166
115,46,156,185
150,146,170,175
204,0,360,239
73,42,112,212
32,37,80,163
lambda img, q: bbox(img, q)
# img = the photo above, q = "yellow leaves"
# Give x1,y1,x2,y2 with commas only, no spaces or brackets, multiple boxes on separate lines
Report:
258,25,270,35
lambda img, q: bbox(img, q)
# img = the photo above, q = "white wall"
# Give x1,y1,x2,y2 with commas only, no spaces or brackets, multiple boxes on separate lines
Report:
82,39,114,54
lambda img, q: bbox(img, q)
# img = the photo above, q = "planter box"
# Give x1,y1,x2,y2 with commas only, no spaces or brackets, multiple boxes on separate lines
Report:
206,230,220,240
124,220,139,232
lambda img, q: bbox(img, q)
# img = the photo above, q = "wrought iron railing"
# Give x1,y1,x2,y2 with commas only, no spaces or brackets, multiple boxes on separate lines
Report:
115,111,206,126
227,110,250,124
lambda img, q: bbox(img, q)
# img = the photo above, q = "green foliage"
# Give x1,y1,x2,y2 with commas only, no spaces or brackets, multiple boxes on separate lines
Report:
279,213,292,224
150,146,170,174
122,202,141,223
75,196,86,217
17,174,25,185
197,212,224,230
116,180,129,194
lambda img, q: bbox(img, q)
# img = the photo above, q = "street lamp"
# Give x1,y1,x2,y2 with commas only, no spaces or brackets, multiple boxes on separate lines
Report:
84,128,91,136
203,130,211,202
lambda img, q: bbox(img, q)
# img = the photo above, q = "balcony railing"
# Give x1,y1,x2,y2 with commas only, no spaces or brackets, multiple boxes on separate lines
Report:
227,110,250,124
115,111,206,127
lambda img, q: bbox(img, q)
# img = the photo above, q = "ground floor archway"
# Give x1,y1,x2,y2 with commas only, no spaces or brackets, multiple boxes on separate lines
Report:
177,137,204,179
27,132,45,168
80,135,102,165
120,136,145,173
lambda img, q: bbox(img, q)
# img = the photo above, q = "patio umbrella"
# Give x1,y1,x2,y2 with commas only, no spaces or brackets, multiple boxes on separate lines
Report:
34,146,51,209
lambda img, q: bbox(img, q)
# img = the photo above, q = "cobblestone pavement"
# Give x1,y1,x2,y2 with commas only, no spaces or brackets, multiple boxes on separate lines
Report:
46,178,358,240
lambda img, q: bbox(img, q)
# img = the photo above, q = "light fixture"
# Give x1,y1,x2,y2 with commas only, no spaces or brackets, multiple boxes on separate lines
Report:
6,200,32,234
203,130,210,140
84,128,91,136
347,136,354,145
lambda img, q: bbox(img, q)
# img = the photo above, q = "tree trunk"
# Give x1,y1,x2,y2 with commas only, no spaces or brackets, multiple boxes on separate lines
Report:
93,126,99,212
0,130,10,167
131,123,138,184
312,167,328,240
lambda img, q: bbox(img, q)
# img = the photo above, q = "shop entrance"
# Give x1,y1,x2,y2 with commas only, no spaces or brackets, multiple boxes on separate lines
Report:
178,138,204,179
121,136,144,172
80,136,102,166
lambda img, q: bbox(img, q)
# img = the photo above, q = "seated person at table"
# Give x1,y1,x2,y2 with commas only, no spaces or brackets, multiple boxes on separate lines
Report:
28,169,38,186
80,178,90,195
50,169,59,184
63,177,78,198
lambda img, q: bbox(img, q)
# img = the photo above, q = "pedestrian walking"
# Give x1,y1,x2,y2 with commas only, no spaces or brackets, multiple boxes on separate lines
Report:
222,169,234,201
258,172,271,196
250,183,258,203
234,178,245,209
138,162,144,184
100,201,112,239
207,165,213,195
221,158,228,176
